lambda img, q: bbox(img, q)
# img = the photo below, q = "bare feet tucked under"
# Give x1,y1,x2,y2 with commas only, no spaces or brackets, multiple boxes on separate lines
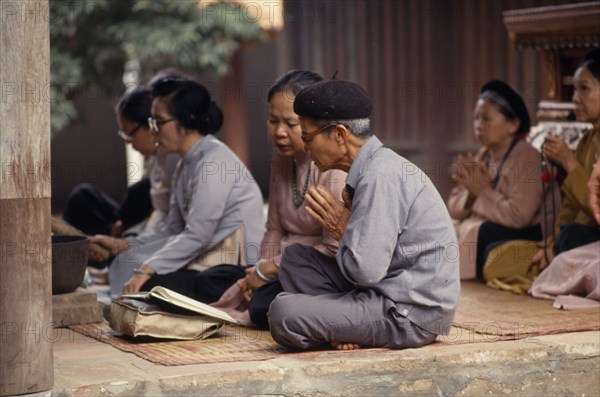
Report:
331,342,361,350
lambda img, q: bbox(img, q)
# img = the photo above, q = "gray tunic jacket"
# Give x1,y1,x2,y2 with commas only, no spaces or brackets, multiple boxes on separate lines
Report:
110,135,265,296
338,136,460,335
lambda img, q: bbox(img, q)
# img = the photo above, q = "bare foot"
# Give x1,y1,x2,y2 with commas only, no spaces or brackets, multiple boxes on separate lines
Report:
331,342,361,350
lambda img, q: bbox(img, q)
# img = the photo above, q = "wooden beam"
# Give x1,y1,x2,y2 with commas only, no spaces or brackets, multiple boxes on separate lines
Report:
504,2,600,49
0,0,53,395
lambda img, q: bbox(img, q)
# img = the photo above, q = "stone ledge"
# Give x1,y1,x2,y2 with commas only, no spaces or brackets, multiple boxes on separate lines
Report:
52,331,600,396
52,289,104,328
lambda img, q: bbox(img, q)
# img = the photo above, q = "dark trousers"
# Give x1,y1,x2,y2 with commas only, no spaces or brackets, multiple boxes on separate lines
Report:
116,178,153,231
555,223,600,255
63,179,152,236
141,265,246,303
141,264,284,329
63,183,118,236
476,221,542,279
249,281,284,330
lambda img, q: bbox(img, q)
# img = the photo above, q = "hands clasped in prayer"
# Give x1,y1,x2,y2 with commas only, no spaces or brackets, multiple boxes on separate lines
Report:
452,153,492,197
542,135,578,173
304,186,352,241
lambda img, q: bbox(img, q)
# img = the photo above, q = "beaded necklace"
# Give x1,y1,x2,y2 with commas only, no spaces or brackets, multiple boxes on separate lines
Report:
485,138,518,190
291,159,311,208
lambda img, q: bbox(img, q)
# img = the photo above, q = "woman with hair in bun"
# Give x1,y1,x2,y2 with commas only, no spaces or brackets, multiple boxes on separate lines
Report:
113,86,180,235
63,86,179,240
202,70,347,329
447,80,558,281
92,77,265,298
529,48,600,308
149,70,347,329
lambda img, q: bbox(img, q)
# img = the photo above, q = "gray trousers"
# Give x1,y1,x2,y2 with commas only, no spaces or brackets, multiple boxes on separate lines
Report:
268,244,437,350
109,237,168,298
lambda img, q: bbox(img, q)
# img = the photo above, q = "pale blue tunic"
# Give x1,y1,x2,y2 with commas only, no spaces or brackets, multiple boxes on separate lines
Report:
110,135,265,297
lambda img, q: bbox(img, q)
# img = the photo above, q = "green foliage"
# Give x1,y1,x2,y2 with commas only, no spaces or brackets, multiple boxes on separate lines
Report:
50,0,265,135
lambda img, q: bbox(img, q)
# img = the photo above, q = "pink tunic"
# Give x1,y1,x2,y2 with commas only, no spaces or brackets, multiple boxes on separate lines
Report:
211,152,347,325
259,151,347,265
447,139,560,279
530,241,600,309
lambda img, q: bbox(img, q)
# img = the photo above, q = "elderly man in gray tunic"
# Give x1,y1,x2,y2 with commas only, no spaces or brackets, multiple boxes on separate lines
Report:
268,79,460,350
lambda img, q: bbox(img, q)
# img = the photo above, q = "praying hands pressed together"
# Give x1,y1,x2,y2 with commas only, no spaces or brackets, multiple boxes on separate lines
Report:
305,186,352,241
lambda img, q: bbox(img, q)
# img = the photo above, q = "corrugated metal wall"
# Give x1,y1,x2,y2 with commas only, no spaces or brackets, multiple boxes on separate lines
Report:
278,0,573,196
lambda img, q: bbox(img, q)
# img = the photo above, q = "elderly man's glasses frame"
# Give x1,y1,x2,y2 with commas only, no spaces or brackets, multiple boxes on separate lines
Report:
300,124,337,145
148,117,176,133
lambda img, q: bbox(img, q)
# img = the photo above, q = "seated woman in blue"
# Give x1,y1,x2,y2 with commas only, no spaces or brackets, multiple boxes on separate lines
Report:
63,86,179,239
92,77,265,298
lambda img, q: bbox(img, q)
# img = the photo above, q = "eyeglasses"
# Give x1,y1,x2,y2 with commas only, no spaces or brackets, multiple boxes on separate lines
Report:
148,117,176,133
300,124,337,145
116,123,143,142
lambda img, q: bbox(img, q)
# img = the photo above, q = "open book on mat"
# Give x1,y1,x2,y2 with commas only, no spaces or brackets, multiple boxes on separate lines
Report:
110,287,237,340
122,286,237,323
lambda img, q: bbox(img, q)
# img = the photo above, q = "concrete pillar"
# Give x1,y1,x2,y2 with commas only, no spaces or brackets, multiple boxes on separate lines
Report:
0,0,53,395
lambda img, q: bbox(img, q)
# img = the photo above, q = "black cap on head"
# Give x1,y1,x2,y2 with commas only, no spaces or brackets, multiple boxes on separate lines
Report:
294,80,373,119
581,47,600,81
480,80,531,136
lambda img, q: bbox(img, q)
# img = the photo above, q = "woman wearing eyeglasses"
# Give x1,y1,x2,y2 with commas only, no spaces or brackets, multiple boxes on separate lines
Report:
62,87,179,240
92,77,265,298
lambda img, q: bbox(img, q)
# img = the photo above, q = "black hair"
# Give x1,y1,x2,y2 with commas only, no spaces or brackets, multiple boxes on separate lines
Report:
147,68,192,89
580,47,600,81
267,70,324,102
115,86,152,127
151,77,223,134
479,80,530,137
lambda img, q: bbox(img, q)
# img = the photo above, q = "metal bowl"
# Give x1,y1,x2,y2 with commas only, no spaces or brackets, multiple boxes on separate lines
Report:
52,235,89,295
